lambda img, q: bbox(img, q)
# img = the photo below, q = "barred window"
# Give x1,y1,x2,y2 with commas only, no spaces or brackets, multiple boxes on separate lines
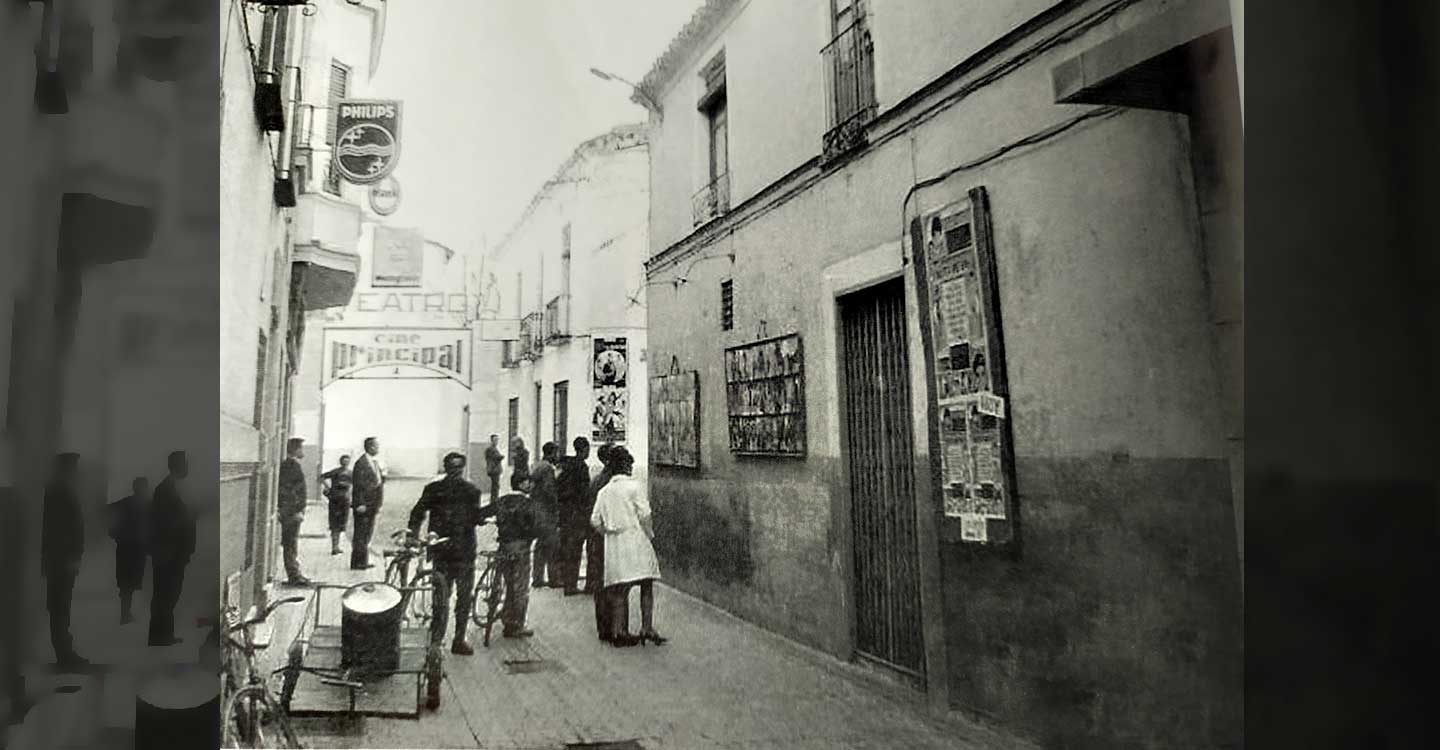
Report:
720,279,734,331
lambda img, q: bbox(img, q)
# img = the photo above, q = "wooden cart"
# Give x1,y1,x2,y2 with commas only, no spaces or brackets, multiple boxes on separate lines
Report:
280,583,443,719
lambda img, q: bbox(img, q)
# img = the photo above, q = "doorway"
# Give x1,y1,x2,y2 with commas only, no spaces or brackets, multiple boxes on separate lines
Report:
840,277,925,678
533,382,543,453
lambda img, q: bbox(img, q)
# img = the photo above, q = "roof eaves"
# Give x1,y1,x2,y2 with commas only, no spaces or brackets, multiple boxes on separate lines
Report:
635,0,741,105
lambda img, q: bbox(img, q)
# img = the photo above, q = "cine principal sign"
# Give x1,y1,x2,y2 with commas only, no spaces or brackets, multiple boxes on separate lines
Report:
334,100,402,185
322,328,470,389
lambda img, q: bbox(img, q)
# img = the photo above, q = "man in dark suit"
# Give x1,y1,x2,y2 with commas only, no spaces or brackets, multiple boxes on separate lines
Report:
149,450,196,646
278,437,312,585
350,436,385,570
108,476,149,625
528,442,560,588
41,452,90,668
484,434,504,502
555,437,592,594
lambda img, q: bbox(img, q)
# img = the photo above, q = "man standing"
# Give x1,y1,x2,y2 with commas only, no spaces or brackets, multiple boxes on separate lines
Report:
555,437,592,594
509,435,529,484
528,442,560,588
407,452,484,654
484,434,504,502
41,453,89,668
149,450,196,647
108,476,149,624
278,437,312,586
484,474,539,638
351,437,385,570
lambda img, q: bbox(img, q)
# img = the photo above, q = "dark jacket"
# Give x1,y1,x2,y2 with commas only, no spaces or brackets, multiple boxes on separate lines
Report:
149,475,196,567
278,457,307,522
109,493,147,589
510,445,530,480
408,474,483,566
485,491,538,545
588,468,615,509
484,445,504,477
322,466,352,502
352,453,384,515
529,459,558,517
41,482,84,576
556,456,591,526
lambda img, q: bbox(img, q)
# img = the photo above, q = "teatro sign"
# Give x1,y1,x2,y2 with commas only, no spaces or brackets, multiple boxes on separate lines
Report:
350,291,470,314
322,327,470,388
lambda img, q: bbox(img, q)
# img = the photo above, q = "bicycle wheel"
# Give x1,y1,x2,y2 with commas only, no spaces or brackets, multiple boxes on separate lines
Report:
223,685,302,749
482,564,505,647
470,562,494,629
406,570,444,625
384,555,409,587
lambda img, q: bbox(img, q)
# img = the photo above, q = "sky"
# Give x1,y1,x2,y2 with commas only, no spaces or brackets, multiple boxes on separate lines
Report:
365,0,705,260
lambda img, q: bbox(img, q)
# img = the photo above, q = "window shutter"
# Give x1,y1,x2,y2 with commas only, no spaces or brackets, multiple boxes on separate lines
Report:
325,61,349,146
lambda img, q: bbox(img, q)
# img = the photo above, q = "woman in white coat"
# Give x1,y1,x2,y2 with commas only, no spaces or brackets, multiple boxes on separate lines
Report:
589,446,667,646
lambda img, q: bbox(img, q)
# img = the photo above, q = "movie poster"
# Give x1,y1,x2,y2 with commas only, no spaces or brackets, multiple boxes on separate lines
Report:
592,337,628,442
724,334,806,456
915,195,1014,533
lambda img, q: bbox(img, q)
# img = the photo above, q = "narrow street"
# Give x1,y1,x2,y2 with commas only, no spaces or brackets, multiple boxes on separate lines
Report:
263,480,1033,750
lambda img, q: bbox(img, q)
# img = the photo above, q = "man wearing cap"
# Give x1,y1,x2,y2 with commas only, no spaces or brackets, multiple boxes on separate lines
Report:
41,452,90,668
278,437,312,586
407,451,485,654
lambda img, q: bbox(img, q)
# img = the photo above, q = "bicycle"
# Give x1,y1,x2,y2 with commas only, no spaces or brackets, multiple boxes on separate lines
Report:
470,546,505,647
382,529,450,625
215,596,316,749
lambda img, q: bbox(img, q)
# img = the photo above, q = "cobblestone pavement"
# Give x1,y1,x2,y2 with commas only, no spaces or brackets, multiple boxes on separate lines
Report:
272,479,1034,750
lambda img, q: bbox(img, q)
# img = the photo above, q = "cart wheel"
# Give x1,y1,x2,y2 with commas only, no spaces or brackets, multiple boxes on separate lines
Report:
424,646,443,711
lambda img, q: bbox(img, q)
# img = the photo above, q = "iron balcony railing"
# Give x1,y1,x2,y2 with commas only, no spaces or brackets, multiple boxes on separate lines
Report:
544,294,570,342
821,17,877,161
519,310,544,360
692,171,731,226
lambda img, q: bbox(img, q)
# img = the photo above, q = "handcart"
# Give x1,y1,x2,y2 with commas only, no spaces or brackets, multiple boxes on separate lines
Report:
280,580,444,719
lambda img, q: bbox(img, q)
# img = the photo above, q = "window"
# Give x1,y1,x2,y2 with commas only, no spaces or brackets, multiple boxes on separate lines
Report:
822,0,876,160
325,60,350,194
720,279,734,330
507,398,520,443
694,52,730,225
553,381,569,450
253,330,268,427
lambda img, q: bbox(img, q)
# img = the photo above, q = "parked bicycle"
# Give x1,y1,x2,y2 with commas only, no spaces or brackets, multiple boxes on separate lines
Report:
383,528,450,624
471,547,504,647
214,595,319,749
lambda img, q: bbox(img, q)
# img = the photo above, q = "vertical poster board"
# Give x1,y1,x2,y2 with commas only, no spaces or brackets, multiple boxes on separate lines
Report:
910,186,1019,547
649,370,701,468
724,334,806,456
592,337,628,443
371,226,423,288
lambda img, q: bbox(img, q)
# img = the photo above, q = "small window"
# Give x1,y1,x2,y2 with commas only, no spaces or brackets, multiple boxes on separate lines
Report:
252,330,268,427
720,279,734,331
553,381,570,450
507,398,520,443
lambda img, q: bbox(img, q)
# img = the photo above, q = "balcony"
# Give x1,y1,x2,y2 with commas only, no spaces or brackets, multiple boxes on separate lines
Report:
692,171,730,226
518,310,545,360
290,192,363,310
821,17,877,162
544,294,571,342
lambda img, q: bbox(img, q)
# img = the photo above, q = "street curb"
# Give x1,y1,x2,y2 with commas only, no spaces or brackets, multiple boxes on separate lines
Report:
656,582,1041,750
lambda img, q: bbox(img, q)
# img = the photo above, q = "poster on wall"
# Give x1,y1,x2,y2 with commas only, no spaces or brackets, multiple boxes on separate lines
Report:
724,334,805,456
592,337,628,443
911,186,1019,546
649,370,700,468
371,226,424,288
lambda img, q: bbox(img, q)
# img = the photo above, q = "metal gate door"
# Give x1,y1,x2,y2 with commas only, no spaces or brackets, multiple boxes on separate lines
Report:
841,277,925,677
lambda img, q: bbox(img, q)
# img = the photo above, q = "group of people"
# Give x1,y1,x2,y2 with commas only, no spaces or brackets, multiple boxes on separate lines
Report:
41,450,198,669
408,433,666,655
275,435,387,587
